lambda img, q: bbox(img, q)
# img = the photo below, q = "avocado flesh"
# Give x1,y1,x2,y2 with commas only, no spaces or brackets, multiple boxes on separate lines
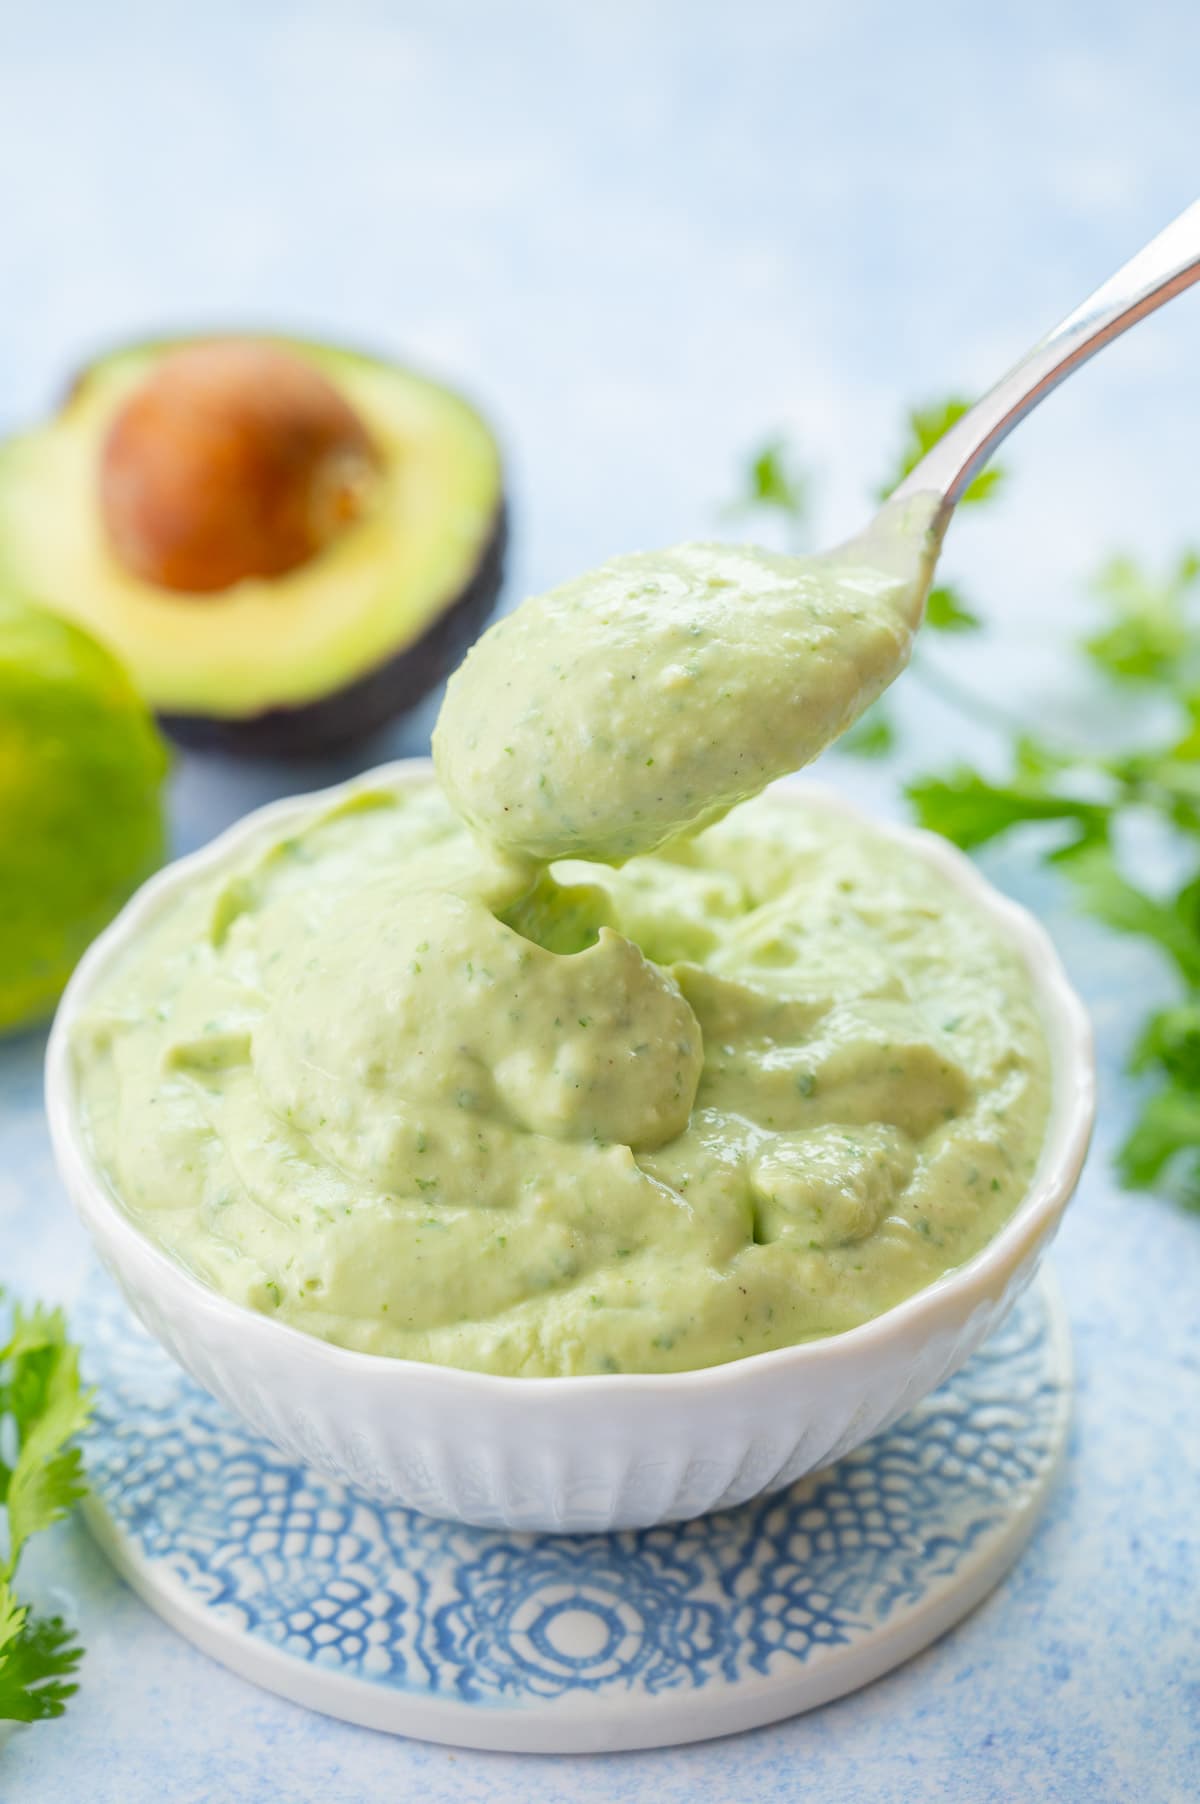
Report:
0,337,505,751
162,506,506,757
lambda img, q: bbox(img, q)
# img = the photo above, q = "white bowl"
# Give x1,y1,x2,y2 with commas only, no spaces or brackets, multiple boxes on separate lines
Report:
46,761,1095,1533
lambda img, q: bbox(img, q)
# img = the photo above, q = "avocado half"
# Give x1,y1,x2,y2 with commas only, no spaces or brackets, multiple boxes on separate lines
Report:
0,336,506,757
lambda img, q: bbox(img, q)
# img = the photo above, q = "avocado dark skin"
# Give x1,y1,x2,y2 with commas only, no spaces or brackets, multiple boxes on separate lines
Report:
161,504,507,758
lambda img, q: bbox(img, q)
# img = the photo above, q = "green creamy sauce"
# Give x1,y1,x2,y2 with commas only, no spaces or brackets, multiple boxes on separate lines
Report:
434,495,940,863
73,784,1051,1375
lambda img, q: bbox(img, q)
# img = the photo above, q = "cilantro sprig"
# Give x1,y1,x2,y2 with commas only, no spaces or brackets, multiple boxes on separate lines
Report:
909,728,1200,1209
903,517,1200,1207
0,1297,93,1722
728,404,1200,1211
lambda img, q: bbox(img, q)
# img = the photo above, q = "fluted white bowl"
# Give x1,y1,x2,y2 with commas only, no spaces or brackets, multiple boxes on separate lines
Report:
46,761,1094,1532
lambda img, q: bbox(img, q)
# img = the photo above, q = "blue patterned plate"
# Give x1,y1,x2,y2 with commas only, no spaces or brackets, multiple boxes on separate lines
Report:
78,1269,1070,1753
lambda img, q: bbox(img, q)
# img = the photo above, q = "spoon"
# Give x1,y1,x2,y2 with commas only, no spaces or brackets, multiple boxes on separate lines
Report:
436,199,1200,866
891,196,1200,536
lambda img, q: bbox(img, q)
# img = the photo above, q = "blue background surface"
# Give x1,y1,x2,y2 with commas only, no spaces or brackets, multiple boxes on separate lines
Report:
1,2,1198,1798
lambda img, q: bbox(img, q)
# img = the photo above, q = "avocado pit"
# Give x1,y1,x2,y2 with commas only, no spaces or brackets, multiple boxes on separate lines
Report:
98,339,380,594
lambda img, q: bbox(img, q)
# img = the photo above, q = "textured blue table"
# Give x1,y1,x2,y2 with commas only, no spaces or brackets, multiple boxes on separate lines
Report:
2,3,1198,1798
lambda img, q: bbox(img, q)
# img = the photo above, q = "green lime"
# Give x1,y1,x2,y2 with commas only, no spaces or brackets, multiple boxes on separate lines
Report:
0,593,168,1032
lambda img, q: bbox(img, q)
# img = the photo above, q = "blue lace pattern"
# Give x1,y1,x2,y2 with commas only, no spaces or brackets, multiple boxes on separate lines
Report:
79,1275,1065,1707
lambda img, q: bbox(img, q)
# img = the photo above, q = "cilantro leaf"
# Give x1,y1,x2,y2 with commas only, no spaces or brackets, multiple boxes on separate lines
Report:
1164,692,1200,762
1116,1083,1200,1207
0,1299,92,1728
1012,735,1078,784
1062,846,1200,987
728,388,1200,1216
1121,1009,1200,1208
878,397,1007,508
1,1306,92,1572
746,438,808,518
906,767,1109,852
0,1581,23,1659
1083,550,1200,684
1105,709,1200,834
924,584,981,633
1130,1004,1200,1086
0,1585,83,1723
840,705,896,759
724,437,809,540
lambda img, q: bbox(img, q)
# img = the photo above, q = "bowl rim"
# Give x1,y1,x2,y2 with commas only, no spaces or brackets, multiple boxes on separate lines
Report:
45,758,1096,1398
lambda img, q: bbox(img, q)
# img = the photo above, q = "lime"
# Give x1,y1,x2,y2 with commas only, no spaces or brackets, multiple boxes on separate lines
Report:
0,593,168,1032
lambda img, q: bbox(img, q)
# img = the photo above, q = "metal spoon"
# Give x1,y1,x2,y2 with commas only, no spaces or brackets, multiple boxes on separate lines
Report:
436,202,1200,866
891,197,1200,537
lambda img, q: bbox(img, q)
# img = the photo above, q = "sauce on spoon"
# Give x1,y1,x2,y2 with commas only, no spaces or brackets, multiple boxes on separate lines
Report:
434,492,941,863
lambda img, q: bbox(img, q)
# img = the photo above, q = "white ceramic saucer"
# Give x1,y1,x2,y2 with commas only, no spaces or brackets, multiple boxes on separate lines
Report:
79,1268,1071,1754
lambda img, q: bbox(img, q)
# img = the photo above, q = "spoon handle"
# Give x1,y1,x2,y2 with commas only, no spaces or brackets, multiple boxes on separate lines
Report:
891,198,1200,525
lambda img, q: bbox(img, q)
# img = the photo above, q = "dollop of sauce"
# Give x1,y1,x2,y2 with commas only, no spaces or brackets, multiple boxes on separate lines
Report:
253,889,702,1153
434,494,940,862
73,784,1050,1375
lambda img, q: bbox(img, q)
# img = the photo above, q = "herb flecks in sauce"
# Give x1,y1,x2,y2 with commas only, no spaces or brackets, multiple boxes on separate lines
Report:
434,494,941,863
74,784,1049,1375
